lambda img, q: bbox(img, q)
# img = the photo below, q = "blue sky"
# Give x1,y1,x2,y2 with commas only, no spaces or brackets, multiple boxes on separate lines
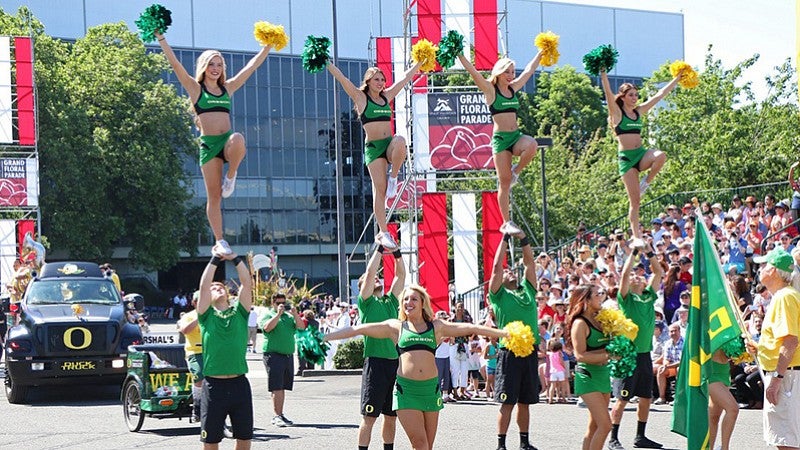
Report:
550,0,795,101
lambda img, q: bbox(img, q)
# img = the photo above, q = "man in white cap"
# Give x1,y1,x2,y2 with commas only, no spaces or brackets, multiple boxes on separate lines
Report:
749,248,800,449
711,203,725,228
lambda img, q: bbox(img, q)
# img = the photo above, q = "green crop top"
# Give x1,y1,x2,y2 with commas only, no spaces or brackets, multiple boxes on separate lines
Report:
577,316,608,351
359,93,392,124
397,321,437,355
489,86,519,116
194,84,231,115
614,109,642,135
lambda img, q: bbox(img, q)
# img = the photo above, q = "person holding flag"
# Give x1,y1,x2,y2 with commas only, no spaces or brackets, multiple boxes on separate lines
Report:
671,220,751,450
608,245,663,450
747,248,800,449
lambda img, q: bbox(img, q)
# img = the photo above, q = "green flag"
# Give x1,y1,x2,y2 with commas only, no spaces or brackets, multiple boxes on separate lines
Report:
671,220,744,449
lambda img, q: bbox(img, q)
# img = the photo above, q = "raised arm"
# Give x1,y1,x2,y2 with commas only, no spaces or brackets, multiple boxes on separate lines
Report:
509,50,543,92
326,61,365,104
646,244,664,291
618,249,637,298
457,54,494,97
600,70,620,125
488,238,508,295
323,319,400,342
389,250,406,298
435,319,508,342
637,76,680,114
520,232,536,287
196,257,219,316
231,254,252,310
154,31,199,99
383,60,423,100
359,249,383,299
226,45,272,93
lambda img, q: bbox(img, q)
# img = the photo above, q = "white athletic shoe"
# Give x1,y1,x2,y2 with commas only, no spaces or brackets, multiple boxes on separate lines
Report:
630,238,645,250
639,178,650,196
221,173,237,198
213,239,233,256
377,232,398,250
500,221,522,235
271,414,293,427
510,164,519,187
386,176,399,198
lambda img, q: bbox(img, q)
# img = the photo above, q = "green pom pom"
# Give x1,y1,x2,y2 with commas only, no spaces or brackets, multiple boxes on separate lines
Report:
136,4,172,43
606,335,637,379
436,30,464,69
721,336,746,359
582,44,618,76
295,326,330,367
301,35,331,74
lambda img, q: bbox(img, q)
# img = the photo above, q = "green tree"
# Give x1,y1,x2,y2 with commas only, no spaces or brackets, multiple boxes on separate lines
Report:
1,7,204,269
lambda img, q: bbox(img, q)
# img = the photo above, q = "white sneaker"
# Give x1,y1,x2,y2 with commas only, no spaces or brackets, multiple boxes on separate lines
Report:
510,164,519,187
271,414,293,427
221,173,237,198
213,239,233,256
377,232,398,250
500,221,522,235
639,178,650,195
631,238,645,250
386,176,399,198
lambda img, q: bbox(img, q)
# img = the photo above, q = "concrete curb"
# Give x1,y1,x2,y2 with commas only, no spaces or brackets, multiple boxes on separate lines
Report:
302,369,362,377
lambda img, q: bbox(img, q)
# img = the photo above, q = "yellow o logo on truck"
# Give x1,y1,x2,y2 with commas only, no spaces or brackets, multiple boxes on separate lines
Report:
63,327,92,350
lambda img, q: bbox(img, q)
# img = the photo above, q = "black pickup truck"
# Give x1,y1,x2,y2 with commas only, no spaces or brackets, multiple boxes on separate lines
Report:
4,262,142,403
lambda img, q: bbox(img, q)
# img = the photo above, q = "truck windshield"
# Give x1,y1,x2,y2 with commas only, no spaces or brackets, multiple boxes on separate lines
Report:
26,280,121,305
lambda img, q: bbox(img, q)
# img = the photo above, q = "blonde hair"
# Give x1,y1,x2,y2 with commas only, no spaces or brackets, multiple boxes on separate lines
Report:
398,284,434,322
195,50,226,87
489,58,515,85
359,67,385,93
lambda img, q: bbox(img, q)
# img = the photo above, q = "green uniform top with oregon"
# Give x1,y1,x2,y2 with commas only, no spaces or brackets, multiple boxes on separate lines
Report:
358,292,400,359
488,279,540,347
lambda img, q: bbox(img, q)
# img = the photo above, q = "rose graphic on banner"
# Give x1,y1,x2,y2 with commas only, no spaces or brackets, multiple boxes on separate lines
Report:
0,178,27,206
429,126,494,170
387,178,429,210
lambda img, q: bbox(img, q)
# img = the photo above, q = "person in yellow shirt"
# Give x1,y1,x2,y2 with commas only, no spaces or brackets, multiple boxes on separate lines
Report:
178,291,204,423
750,248,800,449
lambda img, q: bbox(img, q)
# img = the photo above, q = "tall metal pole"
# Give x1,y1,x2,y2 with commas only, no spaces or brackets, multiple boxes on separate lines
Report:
332,0,349,302
540,145,549,253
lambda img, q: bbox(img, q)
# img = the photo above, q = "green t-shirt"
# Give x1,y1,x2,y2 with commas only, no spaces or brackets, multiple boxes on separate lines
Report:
258,308,298,355
617,286,657,353
198,301,249,377
488,279,539,347
358,292,400,359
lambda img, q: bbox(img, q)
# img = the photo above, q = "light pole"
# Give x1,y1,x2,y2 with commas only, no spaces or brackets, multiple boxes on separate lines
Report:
331,0,348,302
536,137,553,252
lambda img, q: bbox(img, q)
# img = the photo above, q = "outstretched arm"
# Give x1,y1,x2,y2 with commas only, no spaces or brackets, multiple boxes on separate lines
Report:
383,60,423,100
618,249,637,298
436,320,508,341
226,45,272,93
600,70,620,126
154,31,199,99
457,54,494,97
637,76,680,114
359,249,382,299
509,50,543,92
323,319,400,342
326,61,364,104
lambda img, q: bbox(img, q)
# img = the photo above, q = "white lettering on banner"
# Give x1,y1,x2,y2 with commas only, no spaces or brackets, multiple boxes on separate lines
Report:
142,332,179,344
1,159,25,178
458,93,484,104
461,115,492,124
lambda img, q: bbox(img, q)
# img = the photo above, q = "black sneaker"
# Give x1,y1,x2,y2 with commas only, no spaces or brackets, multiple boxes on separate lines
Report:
633,436,662,449
607,438,626,450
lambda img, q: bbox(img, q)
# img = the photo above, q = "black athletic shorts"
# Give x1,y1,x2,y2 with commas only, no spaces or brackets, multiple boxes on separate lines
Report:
494,348,540,405
619,352,653,401
201,375,253,443
263,352,294,392
361,357,399,417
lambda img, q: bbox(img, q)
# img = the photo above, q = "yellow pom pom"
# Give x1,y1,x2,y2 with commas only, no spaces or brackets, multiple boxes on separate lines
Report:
253,21,288,50
669,60,699,89
534,31,560,67
501,321,535,357
596,308,639,340
412,39,438,73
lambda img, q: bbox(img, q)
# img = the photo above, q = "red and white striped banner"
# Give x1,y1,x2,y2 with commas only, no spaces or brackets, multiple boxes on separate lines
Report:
0,36,36,145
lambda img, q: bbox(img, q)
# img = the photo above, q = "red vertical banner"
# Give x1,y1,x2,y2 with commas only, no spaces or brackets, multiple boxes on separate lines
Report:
420,193,449,312
474,0,499,70
482,191,505,284
14,37,35,146
417,0,442,42
382,223,399,294
17,219,35,260
375,37,396,133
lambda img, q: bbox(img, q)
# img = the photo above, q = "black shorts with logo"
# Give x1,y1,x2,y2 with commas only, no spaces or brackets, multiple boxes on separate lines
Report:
494,348,540,405
201,375,253,444
619,352,653,401
361,357,399,417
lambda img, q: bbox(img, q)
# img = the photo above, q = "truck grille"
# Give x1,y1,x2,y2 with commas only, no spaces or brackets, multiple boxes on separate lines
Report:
45,324,113,354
